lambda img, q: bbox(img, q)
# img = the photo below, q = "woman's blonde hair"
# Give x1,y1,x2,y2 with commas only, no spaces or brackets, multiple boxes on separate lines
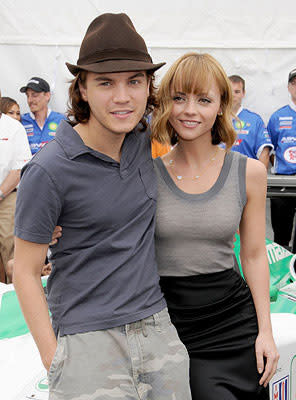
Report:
152,52,236,149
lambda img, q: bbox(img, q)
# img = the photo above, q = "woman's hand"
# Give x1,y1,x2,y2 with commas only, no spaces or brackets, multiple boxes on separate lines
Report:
255,331,279,387
41,263,52,276
49,226,62,246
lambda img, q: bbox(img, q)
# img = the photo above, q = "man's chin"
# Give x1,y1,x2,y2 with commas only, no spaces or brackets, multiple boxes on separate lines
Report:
112,119,143,134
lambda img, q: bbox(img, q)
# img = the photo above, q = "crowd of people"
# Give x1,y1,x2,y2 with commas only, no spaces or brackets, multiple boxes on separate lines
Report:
0,76,65,282
1,10,296,399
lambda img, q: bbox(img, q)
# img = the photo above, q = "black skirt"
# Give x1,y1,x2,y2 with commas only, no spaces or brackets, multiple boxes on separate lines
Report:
159,268,269,400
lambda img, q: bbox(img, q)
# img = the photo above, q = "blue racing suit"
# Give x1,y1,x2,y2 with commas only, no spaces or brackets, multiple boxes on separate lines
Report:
267,104,296,175
267,103,296,247
231,107,273,159
21,109,66,155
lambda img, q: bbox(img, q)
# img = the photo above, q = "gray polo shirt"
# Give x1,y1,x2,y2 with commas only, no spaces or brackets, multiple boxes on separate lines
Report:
15,120,166,336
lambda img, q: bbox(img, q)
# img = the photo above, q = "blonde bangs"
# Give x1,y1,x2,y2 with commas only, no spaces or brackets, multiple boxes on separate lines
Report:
171,54,216,96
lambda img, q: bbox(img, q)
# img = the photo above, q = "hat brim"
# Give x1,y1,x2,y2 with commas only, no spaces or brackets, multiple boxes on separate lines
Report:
66,59,165,76
20,84,47,93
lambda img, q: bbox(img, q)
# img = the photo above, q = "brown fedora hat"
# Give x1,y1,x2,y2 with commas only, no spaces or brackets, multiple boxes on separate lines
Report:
66,13,165,75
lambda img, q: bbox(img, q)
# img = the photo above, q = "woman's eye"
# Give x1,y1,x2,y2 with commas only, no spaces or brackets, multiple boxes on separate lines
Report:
172,96,185,102
100,82,111,87
199,98,211,104
129,80,139,85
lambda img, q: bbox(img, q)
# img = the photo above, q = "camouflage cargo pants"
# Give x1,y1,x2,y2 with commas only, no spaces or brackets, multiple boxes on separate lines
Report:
48,308,191,399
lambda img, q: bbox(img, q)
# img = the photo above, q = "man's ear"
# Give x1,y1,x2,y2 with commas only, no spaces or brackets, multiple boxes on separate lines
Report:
45,92,51,103
78,81,88,102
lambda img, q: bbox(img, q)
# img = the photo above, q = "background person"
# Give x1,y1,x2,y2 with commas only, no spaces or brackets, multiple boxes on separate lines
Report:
0,97,21,121
0,91,31,283
228,75,273,169
152,52,278,399
267,68,296,248
20,77,66,155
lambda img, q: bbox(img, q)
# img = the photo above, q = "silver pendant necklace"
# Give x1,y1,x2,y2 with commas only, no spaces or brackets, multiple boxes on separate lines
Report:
168,147,219,181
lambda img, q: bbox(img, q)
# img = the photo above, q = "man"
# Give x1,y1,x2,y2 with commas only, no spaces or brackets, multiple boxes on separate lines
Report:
267,68,296,248
0,92,31,283
229,75,273,169
13,13,191,400
20,77,66,155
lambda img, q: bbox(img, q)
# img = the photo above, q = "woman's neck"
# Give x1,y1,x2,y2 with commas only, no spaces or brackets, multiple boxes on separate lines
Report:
171,137,218,169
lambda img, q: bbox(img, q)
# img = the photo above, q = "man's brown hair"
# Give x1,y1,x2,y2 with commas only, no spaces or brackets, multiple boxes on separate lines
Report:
228,75,245,92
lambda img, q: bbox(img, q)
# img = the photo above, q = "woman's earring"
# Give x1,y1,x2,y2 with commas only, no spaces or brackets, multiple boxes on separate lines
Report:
218,111,223,116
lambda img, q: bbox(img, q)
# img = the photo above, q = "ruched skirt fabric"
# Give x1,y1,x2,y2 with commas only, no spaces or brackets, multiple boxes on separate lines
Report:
159,268,269,400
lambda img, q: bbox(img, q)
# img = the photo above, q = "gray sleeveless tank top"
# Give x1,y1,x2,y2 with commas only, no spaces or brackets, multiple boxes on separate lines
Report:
154,151,247,276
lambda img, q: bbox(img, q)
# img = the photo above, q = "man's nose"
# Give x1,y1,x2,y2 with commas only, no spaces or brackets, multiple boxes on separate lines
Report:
113,85,130,103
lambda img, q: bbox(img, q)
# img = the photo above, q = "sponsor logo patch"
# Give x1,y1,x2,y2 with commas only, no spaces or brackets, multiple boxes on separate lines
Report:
272,375,288,400
281,137,296,144
49,122,58,131
235,119,245,129
279,117,293,130
24,124,34,136
237,129,249,134
279,125,292,130
284,147,296,163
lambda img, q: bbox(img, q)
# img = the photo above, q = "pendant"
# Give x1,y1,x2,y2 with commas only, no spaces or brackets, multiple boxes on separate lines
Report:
195,175,200,179
177,175,182,180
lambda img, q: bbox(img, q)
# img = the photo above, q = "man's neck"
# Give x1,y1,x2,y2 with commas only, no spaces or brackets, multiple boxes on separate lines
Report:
232,104,242,116
290,99,296,112
74,120,127,162
32,108,49,130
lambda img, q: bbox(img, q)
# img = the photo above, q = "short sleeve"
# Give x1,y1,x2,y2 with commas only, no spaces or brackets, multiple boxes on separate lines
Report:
267,114,278,150
11,123,32,170
255,117,273,158
14,163,63,244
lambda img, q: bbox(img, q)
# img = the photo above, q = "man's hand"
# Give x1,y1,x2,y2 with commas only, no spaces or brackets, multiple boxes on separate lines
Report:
42,342,57,372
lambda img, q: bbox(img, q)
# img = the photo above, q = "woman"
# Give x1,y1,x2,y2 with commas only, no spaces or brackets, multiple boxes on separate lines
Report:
151,52,278,399
0,97,21,121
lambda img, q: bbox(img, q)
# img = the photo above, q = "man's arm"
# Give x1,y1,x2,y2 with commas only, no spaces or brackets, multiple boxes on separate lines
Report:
13,238,57,371
258,147,270,170
255,117,273,170
0,169,20,198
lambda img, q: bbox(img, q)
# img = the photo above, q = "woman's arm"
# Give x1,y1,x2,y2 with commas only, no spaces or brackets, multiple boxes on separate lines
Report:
239,158,279,387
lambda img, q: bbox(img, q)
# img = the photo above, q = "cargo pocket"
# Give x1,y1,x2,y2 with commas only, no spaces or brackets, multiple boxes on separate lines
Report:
139,160,157,200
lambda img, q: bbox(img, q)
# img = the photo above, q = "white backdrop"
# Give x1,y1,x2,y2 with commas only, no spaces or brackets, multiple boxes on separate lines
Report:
1,0,296,124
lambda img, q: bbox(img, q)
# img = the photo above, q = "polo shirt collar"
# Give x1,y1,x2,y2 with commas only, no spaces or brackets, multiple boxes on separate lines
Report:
289,100,296,113
236,106,244,116
55,120,140,167
29,108,51,120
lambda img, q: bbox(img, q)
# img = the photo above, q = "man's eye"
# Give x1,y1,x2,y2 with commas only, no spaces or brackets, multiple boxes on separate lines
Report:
100,82,111,87
129,79,139,85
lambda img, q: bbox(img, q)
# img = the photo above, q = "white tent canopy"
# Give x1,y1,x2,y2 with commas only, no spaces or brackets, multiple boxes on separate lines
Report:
1,0,296,123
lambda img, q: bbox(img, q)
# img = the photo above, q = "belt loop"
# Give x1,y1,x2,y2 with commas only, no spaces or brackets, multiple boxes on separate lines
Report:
141,319,148,337
153,311,162,333
125,323,129,336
